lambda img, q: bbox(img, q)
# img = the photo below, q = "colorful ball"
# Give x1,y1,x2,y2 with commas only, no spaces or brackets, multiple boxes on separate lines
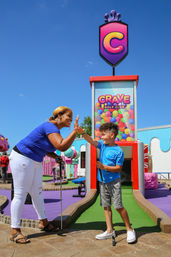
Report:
112,110,118,117
130,125,135,131
95,130,101,137
122,133,127,139
95,137,100,141
118,122,124,128
101,113,106,119
116,116,120,122
105,111,112,117
116,135,122,140
130,132,135,138
96,123,101,129
97,109,103,115
127,137,132,141
129,119,134,124
104,116,111,122
111,117,116,123
126,104,131,110
96,102,100,107
125,128,130,135
120,127,125,132
96,116,102,121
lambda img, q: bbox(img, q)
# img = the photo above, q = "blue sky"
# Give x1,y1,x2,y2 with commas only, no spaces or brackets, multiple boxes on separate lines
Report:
0,0,171,151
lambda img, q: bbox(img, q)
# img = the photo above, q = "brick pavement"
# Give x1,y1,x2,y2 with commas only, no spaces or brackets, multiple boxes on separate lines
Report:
0,222,171,257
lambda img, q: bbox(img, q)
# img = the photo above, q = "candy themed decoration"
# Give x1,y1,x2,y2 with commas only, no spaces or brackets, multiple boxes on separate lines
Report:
94,100,135,141
0,134,9,152
99,10,128,74
63,148,79,179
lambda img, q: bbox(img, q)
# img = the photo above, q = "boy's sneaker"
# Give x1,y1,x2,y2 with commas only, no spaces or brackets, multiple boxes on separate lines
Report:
127,229,136,243
95,230,116,240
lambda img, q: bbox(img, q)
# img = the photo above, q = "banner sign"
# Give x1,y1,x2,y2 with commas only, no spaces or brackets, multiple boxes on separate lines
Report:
94,81,135,142
99,10,128,67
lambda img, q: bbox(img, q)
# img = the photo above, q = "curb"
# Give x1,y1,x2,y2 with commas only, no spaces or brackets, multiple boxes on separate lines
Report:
133,190,171,233
0,189,98,229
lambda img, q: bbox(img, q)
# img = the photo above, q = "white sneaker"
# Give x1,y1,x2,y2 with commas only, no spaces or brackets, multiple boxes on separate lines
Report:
95,230,116,240
127,229,136,243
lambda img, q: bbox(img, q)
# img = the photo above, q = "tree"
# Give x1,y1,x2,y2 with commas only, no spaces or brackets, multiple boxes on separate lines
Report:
77,116,92,138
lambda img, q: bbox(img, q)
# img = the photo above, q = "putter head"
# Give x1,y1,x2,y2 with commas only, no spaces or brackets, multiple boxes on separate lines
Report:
112,235,116,246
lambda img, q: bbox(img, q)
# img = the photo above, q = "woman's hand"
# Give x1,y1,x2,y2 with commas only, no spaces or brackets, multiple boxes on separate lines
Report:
96,161,105,170
74,115,79,132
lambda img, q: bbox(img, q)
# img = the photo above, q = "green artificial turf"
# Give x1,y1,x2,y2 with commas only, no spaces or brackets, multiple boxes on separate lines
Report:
43,176,52,181
70,187,161,233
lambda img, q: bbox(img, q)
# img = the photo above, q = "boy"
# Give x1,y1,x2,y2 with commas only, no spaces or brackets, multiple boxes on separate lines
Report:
78,122,136,243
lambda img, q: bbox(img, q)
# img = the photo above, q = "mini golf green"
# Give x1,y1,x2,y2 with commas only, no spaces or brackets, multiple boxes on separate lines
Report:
70,187,160,233
43,176,52,181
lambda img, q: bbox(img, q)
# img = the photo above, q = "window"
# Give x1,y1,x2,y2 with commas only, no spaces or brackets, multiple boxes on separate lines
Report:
81,152,86,168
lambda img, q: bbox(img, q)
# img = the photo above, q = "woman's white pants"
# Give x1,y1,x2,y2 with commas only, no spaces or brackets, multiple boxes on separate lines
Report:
10,150,47,228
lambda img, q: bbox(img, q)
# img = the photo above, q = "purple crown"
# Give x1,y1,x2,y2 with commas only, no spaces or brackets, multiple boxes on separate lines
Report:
104,10,121,23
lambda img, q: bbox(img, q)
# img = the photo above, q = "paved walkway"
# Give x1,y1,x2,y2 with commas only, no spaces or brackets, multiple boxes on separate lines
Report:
0,222,171,257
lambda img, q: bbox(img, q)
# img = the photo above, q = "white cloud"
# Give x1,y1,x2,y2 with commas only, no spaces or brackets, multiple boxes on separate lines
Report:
85,60,94,67
19,93,24,97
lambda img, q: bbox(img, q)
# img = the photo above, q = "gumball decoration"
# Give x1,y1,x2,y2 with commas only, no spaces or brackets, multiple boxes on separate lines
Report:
96,123,101,129
97,109,103,115
101,113,106,119
95,130,101,137
94,94,136,141
96,116,102,121
118,122,124,128
104,117,111,122
129,119,134,124
125,128,130,135
122,133,127,139
64,148,74,158
130,132,135,138
112,110,118,117
126,104,131,110
105,111,112,117
130,125,135,131
116,116,120,122
111,117,116,123
116,135,122,140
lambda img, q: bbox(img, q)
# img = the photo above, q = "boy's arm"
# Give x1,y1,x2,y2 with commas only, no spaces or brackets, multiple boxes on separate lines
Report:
77,126,98,147
97,161,122,173
82,133,98,148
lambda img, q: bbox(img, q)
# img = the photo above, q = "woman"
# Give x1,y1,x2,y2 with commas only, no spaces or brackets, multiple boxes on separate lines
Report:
9,106,79,244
